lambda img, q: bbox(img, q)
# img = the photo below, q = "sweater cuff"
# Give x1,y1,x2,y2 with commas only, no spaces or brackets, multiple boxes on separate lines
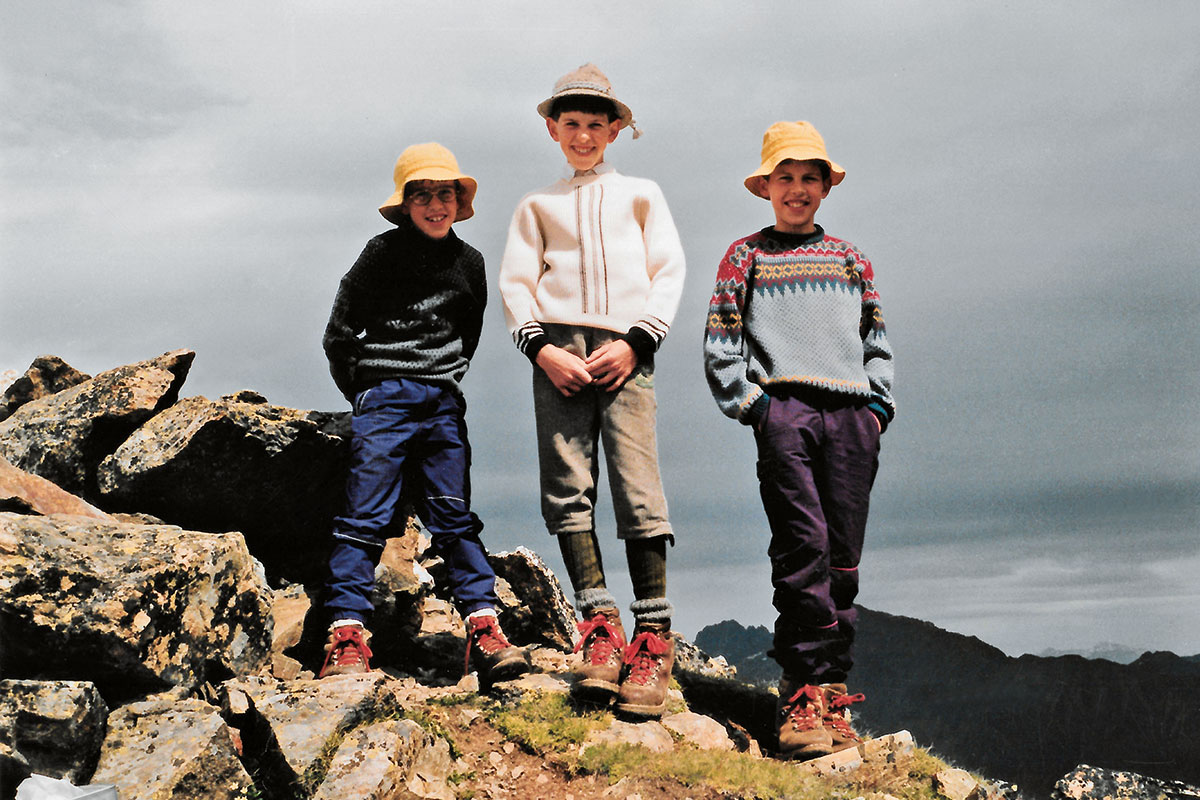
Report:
867,402,891,433
743,394,770,427
522,333,550,365
620,327,657,363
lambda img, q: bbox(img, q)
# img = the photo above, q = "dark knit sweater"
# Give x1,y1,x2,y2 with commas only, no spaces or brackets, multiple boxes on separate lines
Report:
703,225,895,429
322,219,486,401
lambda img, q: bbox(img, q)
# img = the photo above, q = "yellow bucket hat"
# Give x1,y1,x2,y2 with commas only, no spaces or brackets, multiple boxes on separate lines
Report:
536,63,642,139
379,142,478,225
744,121,845,198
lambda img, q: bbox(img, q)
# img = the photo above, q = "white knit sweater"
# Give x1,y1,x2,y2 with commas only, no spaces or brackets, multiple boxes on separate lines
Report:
498,163,686,357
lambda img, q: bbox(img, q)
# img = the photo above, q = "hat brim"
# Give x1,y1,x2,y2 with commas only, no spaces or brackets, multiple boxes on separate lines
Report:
379,170,477,224
536,90,634,131
744,153,845,198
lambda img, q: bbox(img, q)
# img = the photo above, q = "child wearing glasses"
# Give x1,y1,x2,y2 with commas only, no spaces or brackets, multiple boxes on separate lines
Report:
318,142,531,687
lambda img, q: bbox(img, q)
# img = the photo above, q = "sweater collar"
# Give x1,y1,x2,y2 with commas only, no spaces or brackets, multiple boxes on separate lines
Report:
761,223,825,247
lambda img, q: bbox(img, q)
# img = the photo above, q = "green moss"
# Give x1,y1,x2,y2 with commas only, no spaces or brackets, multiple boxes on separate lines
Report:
484,693,610,755
575,742,956,800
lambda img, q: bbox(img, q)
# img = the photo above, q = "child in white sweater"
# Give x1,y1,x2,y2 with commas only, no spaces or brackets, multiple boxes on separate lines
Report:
498,63,685,718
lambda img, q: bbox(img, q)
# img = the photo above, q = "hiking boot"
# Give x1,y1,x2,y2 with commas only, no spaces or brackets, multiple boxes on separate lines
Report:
571,607,626,703
775,677,833,759
464,614,531,686
319,623,373,678
614,624,675,718
821,683,866,751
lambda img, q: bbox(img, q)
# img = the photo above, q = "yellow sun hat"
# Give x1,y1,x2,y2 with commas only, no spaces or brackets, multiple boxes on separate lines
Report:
379,142,477,225
744,121,845,198
536,63,642,139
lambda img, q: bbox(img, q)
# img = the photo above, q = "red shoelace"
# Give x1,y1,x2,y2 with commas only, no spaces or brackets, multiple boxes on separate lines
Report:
573,614,625,665
622,631,670,685
463,616,512,675
319,627,372,676
781,684,824,731
825,691,866,739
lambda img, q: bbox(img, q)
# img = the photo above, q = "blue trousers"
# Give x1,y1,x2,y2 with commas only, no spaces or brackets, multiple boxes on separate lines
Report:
753,390,880,683
325,378,498,623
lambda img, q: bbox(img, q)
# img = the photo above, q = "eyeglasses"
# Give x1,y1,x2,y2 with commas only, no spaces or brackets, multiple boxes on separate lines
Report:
407,187,457,206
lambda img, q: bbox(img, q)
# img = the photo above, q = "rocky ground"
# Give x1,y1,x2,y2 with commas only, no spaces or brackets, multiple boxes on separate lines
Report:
2,350,1195,800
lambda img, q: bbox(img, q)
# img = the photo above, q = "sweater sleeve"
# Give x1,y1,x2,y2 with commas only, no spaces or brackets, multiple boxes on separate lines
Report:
703,239,765,424
630,182,686,349
497,197,550,360
322,241,376,402
460,246,488,363
856,251,895,428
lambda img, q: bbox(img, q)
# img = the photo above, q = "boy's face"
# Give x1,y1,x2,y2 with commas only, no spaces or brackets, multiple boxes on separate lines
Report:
401,180,457,239
766,160,831,235
546,111,621,172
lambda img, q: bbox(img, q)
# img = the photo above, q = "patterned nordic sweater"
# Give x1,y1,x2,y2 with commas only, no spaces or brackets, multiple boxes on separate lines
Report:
703,225,895,428
498,162,686,363
322,219,486,401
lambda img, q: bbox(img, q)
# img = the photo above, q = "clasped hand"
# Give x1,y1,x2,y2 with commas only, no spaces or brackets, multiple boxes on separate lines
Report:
536,340,637,397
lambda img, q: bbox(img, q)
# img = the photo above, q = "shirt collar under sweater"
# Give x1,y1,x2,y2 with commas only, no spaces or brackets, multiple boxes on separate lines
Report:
560,160,616,183
760,223,826,248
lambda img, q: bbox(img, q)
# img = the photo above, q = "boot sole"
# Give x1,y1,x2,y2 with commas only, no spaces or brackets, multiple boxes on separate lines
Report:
572,678,620,704
613,700,667,719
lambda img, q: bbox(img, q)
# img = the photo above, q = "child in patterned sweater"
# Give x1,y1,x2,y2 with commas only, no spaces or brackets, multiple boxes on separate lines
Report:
703,121,895,760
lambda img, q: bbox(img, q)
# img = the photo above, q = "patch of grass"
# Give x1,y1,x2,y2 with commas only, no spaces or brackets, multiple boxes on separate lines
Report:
484,693,611,755
576,742,956,800
403,705,463,759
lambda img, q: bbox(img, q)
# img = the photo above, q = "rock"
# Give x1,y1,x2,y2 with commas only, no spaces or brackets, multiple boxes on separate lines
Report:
404,732,456,800
0,355,91,423
488,672,572,703
584,719,675,754
0,455,114,518
0,513,273,700
1052,764,1200,799
95,394,349,583
661,711,734,751
0,350,193,499
310,719,429,800
488,546,577,651
673,635,737,680
935,768,986,800
90,697,254,800
218,673,400,794
0,679,108,785
369,530,428,666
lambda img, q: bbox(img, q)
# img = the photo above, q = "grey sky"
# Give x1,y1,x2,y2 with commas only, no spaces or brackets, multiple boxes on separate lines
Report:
3,2,1197,655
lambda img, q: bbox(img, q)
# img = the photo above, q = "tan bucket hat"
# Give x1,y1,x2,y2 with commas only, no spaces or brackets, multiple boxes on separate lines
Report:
537,63,642,139
379,142,478,224
744,121,845,198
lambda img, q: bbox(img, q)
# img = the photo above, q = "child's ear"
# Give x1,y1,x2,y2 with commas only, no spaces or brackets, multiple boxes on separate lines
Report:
606,119,620,143
546,117,560,142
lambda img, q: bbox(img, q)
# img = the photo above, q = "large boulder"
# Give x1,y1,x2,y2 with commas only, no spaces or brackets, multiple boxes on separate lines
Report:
0,350,193,499
489,546,577,651
0,455,113,519
0,679,108,787
90,697,254,800
0,355,91,423
95,392,349,583
0,513,273,700
219,673,400,795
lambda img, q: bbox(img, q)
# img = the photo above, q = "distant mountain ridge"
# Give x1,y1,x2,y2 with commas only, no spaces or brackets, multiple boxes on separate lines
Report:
696,608,1200,796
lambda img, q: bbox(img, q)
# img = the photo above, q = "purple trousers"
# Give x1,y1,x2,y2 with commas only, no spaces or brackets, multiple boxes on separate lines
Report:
753,390,880,683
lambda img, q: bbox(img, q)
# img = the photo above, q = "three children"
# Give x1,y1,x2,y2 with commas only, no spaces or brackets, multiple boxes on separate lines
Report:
319,69,892,760
703,121,894,758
